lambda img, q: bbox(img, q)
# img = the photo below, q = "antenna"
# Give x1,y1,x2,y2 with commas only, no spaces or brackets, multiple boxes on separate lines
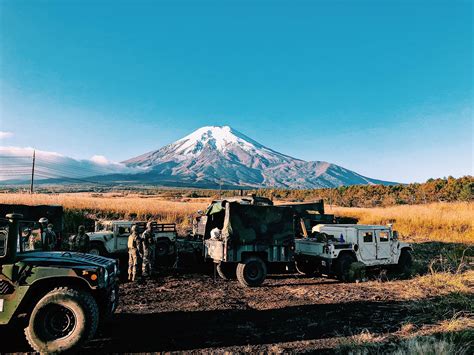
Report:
30,150,36,194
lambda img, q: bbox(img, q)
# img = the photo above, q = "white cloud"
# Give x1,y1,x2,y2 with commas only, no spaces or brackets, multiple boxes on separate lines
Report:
0,146,143,182
0,131,14,139
90,155,110,165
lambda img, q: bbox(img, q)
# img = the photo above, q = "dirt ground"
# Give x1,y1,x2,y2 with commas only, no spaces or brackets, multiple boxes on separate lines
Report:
1,246,473,353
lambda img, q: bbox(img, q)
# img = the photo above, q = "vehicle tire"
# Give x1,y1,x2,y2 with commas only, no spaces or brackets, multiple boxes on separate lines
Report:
336,254,357,282
295,259,319,276
236,256,267,287
155,240,170,257
217,262,237,280
24,287,99,353
397,249,413,277
89,242,108,256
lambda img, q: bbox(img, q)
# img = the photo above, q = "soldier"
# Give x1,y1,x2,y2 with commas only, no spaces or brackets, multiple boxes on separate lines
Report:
141,222,155,277
38,217,56,251
70,225,90,253
45,223,57,251
128,225,143,281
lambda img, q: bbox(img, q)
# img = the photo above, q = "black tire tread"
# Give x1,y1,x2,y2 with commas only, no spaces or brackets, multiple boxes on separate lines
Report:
24,286,99,353
236,256,267,287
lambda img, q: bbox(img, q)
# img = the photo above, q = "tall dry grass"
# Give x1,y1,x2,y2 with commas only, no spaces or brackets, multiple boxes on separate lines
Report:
0,193,472,243
0,192,209,227
328,202,473,244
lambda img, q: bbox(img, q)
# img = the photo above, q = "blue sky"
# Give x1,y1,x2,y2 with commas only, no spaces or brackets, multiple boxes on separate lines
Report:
0,0,472,183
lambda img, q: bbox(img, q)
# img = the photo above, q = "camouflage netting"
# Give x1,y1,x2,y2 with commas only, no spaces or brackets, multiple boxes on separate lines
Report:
222,202,294,245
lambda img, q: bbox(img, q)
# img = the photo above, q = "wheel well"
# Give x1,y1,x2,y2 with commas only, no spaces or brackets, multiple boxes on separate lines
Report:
155,237,171,244
337,250,357,262
240,251,268,263
16,277,93,321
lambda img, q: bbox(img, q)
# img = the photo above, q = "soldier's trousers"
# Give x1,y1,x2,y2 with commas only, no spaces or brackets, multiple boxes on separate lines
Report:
128,248,140,281
142,247,155,275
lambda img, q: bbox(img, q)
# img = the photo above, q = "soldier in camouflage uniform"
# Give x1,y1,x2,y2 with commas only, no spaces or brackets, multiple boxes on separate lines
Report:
38,218,57,251
70,225,90,253
128,225,143,281
141,222,155,277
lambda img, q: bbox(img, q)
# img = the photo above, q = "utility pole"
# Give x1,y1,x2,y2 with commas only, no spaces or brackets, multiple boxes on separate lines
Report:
30,150,35,194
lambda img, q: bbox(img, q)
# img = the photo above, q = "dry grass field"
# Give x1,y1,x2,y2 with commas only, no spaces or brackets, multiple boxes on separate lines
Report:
328,202,473,244
0,192,472,244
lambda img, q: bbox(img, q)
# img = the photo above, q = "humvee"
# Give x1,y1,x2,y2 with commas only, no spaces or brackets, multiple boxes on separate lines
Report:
294,224,413,280
0,213,119,352
203,196,334,287
83,220,177,257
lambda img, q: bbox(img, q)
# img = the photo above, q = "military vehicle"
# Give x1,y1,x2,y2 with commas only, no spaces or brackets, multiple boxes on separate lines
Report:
82,220,177,257
0,213,119,352
0,204,63,249
294,224,413,280
203,196,334,287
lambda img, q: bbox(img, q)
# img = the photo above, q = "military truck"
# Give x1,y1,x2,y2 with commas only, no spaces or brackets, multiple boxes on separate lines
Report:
84,220,177,257
294,224,413,281
0,204,64,249
0,213,119,352
203,196,333,287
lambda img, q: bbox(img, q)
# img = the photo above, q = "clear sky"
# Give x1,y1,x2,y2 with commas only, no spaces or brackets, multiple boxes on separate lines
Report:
0,0,472,183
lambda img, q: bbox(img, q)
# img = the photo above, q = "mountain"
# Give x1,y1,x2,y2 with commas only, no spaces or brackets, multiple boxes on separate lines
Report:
121,126,395,188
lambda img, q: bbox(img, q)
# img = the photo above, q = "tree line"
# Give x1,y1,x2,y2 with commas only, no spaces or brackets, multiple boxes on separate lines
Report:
246,176,473,207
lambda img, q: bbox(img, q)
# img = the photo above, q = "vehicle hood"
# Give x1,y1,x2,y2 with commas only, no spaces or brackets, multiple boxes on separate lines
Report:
15,251,116,269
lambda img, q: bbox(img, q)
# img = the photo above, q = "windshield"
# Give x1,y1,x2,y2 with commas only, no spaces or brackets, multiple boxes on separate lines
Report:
95,222,113,232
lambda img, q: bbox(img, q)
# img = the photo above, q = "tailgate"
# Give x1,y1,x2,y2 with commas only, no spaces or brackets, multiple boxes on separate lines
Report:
204,239,225,261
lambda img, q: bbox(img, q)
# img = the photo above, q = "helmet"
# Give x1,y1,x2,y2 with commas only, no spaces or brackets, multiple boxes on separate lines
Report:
39,217,48,224
78,225,85,232
47,223,54,229
131,225,137,232
146,221,153,229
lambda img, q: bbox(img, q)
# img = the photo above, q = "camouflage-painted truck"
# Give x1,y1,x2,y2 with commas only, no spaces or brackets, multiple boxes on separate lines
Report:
203,196,334,287
0,213,119,352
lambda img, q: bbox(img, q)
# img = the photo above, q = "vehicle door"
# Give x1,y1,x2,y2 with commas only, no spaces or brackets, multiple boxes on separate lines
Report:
114,224,131,252
375,229,391,259
358,230,377,261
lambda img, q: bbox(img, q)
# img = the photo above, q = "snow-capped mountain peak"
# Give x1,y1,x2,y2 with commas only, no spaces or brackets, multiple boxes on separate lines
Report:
174,125,264,155
122,125,395,188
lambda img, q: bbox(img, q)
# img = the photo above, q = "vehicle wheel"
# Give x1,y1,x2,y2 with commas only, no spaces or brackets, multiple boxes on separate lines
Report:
336,254,357,282
217,262,237,280
397,249,413,277
236,256,267,287
89,242,107,256
295,260,319,276
24,287,99,353
155,240,170,257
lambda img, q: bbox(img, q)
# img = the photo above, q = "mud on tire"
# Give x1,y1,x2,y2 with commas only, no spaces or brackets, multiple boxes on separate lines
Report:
236,256,267,287
24,287,99,353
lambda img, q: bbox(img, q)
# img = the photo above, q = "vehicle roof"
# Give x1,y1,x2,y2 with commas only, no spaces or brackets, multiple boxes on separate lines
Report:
318,224,391,230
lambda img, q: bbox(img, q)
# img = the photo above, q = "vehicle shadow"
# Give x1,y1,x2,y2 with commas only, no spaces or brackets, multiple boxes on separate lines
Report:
83,293,468,352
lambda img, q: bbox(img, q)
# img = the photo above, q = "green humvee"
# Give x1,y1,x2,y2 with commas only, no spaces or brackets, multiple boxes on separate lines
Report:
0,213,119,352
